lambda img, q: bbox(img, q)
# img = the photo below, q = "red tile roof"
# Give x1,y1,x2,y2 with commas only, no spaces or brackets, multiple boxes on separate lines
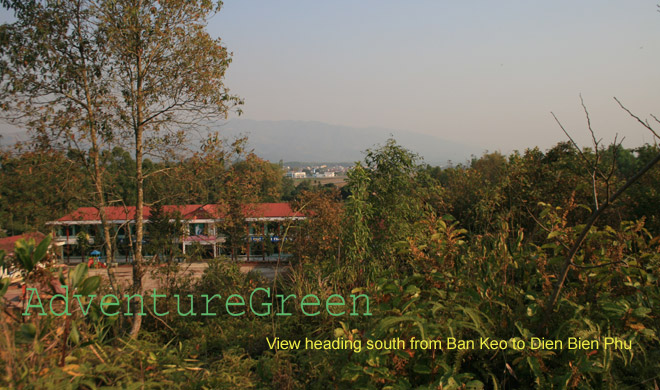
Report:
50,203,303,224
0,232,47,255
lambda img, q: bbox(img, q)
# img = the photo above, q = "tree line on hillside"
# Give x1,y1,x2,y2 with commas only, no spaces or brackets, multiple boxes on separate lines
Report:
2,139,660,241
2,135,660,388
0,142,319,237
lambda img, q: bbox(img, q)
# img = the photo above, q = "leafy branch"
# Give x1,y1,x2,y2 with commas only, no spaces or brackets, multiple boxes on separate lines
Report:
540,97,660,332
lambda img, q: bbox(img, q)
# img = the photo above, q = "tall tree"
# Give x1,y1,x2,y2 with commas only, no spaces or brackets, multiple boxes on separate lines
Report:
1,0,241,336
219,153,276,261
0,0,119,286
361,139,430,266
98,0,241,335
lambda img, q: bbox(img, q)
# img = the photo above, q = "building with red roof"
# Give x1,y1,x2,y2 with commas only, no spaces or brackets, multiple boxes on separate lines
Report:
0,232,47,257
47,203,304,262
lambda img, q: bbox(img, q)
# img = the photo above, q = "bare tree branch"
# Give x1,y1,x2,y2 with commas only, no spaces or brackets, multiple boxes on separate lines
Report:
551,112,592,168
614,97,660,140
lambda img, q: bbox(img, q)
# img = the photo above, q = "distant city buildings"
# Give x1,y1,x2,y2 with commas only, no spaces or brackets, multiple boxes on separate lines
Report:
315,171,335,178
283,163,351,179
285,171,307,179
284,171,335,179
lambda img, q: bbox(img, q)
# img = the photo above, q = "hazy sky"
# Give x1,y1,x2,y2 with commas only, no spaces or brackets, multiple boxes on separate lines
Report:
2,1,660,154
209,1,660,152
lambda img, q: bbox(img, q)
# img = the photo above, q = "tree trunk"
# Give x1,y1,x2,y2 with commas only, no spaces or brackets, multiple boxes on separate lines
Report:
88,135,117,290
76,7,118,291
130,51,145,338
129,129,144,338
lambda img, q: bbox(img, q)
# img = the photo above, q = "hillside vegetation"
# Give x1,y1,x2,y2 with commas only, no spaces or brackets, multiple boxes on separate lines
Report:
1,138,659,389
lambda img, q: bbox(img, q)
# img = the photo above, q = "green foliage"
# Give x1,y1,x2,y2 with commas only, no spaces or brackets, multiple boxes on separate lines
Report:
1,153,659,389
0,249,8,298
146,202,183,264
343,162,373,281
325,214,660,389
1,237,112,387
342,140,435,285
0,149,84,235
14,234,52,274
362,140,430,260
289,189,343,270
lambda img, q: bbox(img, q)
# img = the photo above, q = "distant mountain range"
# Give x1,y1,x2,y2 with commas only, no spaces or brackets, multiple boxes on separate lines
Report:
1,119,480,165
208,119,479,166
